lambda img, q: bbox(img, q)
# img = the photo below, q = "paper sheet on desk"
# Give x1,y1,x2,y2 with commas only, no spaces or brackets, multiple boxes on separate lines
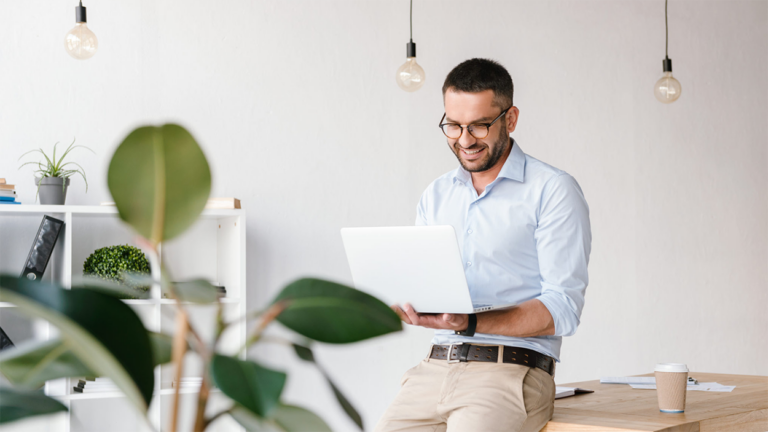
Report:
601,377,698,385
629,382,735,392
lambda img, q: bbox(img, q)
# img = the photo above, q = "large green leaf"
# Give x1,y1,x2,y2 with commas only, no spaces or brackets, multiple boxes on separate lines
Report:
108,124,211,245
0,387,67,424
273,278,401,344
210,355,286,418
0,339,93,388
0,331,172,390
148,332,173,366
0,275,155,414
170,279,218,304
291,344,363,429
229,404,332,432
75,275,149,299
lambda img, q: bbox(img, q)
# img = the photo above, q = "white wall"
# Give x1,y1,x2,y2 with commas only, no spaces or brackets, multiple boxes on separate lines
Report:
1,1,766,431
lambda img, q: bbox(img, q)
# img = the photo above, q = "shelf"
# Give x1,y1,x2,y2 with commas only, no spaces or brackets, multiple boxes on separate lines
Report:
2,199,246,432
159,298,240,305
54,387,220,401
122,299,155,305
0,205,243,219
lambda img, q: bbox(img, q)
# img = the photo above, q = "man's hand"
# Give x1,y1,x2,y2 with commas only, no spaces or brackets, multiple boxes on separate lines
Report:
391,303,468,331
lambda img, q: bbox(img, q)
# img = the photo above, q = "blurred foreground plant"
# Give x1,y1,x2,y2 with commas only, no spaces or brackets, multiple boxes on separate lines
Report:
0,124,401,431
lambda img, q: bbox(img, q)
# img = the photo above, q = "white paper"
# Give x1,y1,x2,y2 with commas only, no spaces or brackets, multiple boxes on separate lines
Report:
628,384,657,389
601,376,656,385
688,382,736,392
601,376,698,385
629,382,735,392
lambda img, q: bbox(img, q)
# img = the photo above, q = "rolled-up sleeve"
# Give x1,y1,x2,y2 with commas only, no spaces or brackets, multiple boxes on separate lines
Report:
534,173,591,337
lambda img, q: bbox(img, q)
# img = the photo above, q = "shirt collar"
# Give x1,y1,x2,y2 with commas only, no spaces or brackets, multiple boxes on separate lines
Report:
452,137,526,184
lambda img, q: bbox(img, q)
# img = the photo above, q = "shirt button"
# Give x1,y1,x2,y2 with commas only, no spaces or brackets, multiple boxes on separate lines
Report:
466,261,472,267
467,229,473,234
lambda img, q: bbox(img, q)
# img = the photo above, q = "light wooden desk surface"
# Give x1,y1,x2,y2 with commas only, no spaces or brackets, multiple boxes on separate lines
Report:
542,372,768,432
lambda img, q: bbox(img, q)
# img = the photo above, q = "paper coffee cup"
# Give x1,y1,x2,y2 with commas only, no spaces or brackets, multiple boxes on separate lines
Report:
654,363,688,413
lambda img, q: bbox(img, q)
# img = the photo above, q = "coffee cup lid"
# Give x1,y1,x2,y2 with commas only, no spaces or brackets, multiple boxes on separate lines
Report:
655,363,688,373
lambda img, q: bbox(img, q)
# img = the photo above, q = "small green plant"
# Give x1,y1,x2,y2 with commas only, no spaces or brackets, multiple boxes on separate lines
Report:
83,245,151,298
18,139,94,199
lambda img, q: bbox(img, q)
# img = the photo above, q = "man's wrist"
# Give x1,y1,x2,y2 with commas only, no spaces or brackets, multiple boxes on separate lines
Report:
455,313,477,337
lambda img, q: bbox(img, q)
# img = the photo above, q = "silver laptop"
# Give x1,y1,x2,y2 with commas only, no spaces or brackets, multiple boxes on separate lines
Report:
340,226,517,314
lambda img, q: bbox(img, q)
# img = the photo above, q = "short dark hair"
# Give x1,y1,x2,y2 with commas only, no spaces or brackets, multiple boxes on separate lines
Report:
442,58,514,109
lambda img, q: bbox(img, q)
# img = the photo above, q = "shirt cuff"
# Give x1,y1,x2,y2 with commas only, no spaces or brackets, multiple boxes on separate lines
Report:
537,290,581,337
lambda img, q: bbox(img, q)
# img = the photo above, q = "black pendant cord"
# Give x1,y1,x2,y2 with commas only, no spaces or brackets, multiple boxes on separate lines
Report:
665,0,669,59
661,0,672,72
410,0,413,43
405,0,416,57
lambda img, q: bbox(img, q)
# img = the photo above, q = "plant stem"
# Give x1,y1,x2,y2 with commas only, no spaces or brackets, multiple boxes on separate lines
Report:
238,301,287,356
192,371,211,432
192,302,222,432
204,407,232,429
170,309,189,432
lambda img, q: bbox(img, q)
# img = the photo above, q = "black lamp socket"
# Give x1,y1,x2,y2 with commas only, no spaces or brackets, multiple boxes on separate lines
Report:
406,41,416,58
75,2,87,23
662,57,672,72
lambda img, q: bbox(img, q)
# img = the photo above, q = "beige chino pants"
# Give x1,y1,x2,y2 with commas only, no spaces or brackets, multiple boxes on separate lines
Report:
375,347,556,432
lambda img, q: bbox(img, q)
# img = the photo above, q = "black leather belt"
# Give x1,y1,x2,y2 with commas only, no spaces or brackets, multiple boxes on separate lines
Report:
429,344,555,376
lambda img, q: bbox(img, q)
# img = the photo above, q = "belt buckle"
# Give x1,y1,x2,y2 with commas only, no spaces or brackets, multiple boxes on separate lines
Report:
446,343,463,364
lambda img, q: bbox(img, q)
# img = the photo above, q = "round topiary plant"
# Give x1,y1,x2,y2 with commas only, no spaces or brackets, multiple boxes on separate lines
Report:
83,245,151,298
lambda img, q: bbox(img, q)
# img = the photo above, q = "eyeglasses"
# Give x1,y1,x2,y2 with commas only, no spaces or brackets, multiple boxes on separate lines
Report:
438,108,510,139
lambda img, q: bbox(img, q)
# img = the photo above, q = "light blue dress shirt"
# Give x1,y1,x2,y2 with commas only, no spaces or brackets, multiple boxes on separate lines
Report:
416,138,591,362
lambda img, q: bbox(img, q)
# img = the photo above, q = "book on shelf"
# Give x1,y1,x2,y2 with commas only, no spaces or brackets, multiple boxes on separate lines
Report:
100,197,241,209
21,216,64,281
0,184,20,204
205,197,241,209
73,378,120,393
172,377,203,388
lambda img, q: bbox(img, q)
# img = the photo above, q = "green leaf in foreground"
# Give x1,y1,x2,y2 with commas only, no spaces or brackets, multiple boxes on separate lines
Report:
0,331,172,390
211,355,286,418
230,404,332,432
0,387,67,425
108,123,211,245
0,275,154,414
272,278,401,344
0,339,93,388
170,279,218,303
148,332,173,366
292,344,363,430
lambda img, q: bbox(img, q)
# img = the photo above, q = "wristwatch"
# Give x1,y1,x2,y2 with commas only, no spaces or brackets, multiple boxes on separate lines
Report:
454,313,477,337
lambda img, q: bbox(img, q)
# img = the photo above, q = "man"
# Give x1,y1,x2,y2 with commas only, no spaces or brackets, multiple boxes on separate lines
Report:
376,59,591,432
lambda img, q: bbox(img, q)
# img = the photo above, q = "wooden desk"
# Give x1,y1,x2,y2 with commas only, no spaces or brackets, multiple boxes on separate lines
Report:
542,372,768,432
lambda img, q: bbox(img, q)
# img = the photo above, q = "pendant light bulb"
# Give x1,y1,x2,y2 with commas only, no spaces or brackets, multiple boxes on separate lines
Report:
397,0,425,92
655,0,680,103
654,61,681,104
396,41,425,92
65,1,98,60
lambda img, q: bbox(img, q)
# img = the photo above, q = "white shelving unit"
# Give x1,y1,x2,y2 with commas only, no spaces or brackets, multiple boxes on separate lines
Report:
0,205,246,432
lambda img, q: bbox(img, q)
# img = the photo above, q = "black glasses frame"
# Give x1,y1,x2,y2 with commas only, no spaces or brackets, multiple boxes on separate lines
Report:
438,108,510,139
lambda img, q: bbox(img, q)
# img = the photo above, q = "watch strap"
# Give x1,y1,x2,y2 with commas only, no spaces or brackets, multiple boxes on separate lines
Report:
455,313,477,337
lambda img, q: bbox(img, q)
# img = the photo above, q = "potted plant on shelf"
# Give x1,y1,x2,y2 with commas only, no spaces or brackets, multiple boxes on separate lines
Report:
18,139,94,205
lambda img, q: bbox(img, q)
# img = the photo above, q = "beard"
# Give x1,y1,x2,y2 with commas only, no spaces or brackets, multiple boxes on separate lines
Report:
449,123,510,173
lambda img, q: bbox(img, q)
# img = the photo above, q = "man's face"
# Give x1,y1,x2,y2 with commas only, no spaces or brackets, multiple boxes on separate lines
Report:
443,89,513,173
